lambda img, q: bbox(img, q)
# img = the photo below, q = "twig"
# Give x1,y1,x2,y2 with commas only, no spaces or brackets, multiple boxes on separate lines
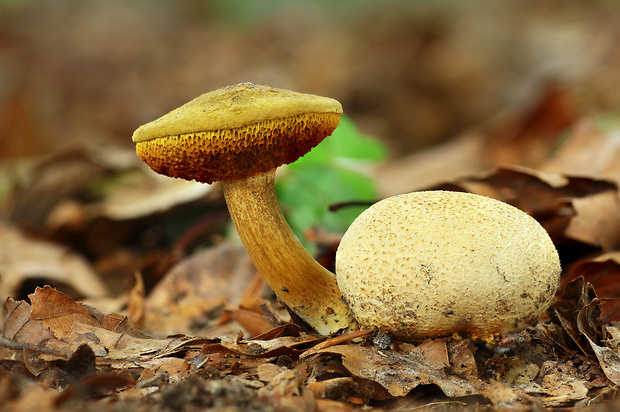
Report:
0,335,68,358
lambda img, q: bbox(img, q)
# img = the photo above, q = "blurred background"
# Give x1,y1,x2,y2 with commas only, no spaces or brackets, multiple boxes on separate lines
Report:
2,0,620,160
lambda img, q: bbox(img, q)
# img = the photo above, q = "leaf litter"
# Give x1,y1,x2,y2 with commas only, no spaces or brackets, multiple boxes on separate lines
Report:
2,129,620,411
4,34,620,412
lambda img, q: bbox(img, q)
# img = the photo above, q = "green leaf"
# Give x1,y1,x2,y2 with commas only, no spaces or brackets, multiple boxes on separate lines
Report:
276,115,386,245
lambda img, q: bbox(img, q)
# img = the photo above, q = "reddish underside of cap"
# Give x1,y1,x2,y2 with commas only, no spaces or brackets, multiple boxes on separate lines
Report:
135,112,340,184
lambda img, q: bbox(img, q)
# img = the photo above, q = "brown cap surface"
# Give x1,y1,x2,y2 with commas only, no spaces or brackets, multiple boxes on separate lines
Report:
335,190,561,342
132,83,342,183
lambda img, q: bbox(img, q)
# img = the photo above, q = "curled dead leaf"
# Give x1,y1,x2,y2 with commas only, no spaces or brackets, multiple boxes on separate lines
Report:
432,165,620,251
314,341,481,398
0,223,109,304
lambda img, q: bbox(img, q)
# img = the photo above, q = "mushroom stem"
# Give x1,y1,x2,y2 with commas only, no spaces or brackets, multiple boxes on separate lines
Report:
221,169,353,335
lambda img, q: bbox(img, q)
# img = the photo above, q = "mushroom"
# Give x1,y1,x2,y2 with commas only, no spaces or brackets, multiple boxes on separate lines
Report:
335,190,561,342
132,83,353,335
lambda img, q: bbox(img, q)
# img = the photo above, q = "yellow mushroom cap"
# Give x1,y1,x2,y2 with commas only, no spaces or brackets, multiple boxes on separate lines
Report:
335,190,561,342
132,83,342,183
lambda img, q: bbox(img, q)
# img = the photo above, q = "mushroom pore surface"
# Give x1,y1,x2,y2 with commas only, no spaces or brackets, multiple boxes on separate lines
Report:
132,83,342,184
134,113,339,183
335,190,561,342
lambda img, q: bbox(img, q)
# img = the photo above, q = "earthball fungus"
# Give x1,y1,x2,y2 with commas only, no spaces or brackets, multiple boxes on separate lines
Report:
335,190,561,342
132,83,353,335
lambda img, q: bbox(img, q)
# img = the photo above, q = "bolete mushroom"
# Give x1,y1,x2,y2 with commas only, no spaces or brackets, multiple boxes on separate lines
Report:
132,83,353,335
335,190,561,342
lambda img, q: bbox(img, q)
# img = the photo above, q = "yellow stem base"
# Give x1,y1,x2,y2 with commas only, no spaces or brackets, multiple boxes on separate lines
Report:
222,170,353,335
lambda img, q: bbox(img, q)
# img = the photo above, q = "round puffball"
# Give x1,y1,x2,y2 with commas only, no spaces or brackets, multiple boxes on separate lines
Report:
335,190,561,342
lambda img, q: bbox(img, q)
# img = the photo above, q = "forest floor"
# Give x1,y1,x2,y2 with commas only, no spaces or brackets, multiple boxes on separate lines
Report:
2,1,620,410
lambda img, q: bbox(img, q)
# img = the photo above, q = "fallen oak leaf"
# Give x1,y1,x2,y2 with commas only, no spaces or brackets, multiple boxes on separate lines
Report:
485,83,577,168
412,338,450,369
314,343,481,398
2,298,74,360
3,298,54,346
583,335,620,386
66,322,177,359
565,191,620,251
432,165,620,252
145,243,259,335
536,364,590,407
137,357,191,385
577,297,620,345
127,271,146,329
304,376,358,401
541,120,620,185
557,285,620,387
29,286,103,338
26,286,149,339
481,380,539,409
562,252,620,298
152,336,222,359
3,286,180,362
258,368,302,397
550,277,597,355
432,165,616,218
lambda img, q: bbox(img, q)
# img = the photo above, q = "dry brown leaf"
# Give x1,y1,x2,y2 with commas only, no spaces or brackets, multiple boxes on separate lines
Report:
259,369,302,397
563,252,620,298
145,243,260,335
97,166,216,221
256,363,285,383
316,343,481,398
300,329,373,359
4,286,176,360
412,338,450,369
0,223,109,304
138,357,191,384
3,298,55,349
551,277,599,355
315,398,355,412
305,377,358,401
583,336,620,386
481,380,535,409
376,132,487,197
238,272,268,309
541,120,620,184
447,340,478,380
2,382,57,412
29,286,104,338
565,191,620,251
228,308,276,338
252,323,302,340
200,333,325,360
577,298,620,349
539,369,590,407
432,165,620,250
53,372,136,407
67,322,174,359
485,84,577,168
433,165,614,215
547,279,620,391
